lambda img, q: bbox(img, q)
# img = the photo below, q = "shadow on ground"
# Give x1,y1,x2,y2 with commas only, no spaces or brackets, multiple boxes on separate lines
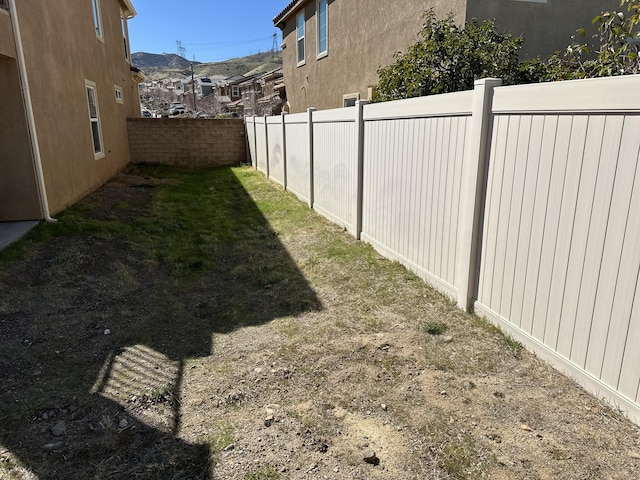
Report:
0,166,321,479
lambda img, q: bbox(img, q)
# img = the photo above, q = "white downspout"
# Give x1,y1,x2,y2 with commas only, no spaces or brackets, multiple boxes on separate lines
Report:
8,0,56,222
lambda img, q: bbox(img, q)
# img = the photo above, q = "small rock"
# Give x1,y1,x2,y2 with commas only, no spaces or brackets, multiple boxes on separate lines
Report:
629,451,640,460
103,329,111,335
520,424,533,432
42,441,64,451
264,415,274,427
51,421,66,437
223,443,235,452
305,463,317,473
363,450,380,465
381,403,387,411
442,335,454,343
118,419,128,429
463,381,475,390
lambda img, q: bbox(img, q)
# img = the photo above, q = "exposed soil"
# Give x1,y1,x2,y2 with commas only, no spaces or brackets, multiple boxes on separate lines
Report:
1,166,639,480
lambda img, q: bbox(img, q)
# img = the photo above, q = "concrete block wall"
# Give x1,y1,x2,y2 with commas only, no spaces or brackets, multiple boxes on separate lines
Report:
127,118,246,167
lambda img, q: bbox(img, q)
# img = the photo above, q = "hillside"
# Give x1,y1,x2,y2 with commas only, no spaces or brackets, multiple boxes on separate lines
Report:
132,51,282,81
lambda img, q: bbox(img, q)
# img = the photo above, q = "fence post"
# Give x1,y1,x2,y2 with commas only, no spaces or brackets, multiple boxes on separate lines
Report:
308,107,316,209
264,115,270,178
355,100,369,240
281,111,287,190
252,116,258,169
455,78,502,312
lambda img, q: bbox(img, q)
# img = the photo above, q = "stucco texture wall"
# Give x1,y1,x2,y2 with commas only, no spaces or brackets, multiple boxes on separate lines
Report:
0,57,42,220
13,0,137,216
127,119,247,167
279,0,467,113
465,0,622,59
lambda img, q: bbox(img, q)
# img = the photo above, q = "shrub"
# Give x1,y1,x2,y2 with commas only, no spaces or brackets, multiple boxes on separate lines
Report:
545,0,640,80
375,10,542,102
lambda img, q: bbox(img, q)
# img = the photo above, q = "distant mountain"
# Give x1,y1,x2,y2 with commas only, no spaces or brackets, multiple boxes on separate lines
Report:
132,52,200,70
132,51,282,81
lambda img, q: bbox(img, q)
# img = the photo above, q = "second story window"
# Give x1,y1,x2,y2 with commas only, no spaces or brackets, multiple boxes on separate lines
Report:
317,0,327,57
232,85,239,97
121,11,131,61
85,80,104,159
92,0,103,40
297,12,305,65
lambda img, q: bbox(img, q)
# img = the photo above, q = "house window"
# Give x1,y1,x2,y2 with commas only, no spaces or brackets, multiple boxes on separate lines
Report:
232,85,239,97
91,0,103,40
121,11,131,61
317,0,327,57
85,81,104,158
343,93,360,107
114,85,123,104
296,12,305,65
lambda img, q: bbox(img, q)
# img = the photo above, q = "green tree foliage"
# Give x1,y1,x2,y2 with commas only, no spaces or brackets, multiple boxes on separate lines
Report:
375,11,541,102
546,0,640,80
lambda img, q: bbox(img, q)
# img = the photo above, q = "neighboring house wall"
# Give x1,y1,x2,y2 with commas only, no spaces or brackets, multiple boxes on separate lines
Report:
466,0,619,59
127,119,246,167
0,0,139,221
275,0,619,113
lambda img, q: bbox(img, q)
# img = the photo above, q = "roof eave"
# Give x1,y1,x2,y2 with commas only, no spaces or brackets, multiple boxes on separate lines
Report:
273,0,305,28
122,0,136,18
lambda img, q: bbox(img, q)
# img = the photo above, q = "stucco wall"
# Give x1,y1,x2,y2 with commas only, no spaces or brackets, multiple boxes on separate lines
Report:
277,0,624,113
127,119,247,167
465,0,621,59
0,57,41,220
13,0,136,216
279,0,467,113
0,8,16,58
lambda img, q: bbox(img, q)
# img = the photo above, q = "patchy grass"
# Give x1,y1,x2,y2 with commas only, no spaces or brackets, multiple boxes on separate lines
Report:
0,165,639,480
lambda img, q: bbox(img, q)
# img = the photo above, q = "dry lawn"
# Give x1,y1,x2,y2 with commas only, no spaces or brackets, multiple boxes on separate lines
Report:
0,165,639,480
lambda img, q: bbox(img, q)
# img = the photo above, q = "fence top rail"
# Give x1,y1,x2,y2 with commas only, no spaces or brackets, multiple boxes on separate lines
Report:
312,107,357,123
363,90,473,121
284,112,308,124
493,75,640,114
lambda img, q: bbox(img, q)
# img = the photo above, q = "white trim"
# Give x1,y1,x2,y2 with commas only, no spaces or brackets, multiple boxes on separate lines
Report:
85,80,105,160
342,92,360,108
296,11,306,66
114,84,123,104
91,0,104,42
316,0,328,59
121,10,131,63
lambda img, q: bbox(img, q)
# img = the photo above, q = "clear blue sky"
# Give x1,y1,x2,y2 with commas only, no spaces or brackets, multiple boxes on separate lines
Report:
128,0,292,63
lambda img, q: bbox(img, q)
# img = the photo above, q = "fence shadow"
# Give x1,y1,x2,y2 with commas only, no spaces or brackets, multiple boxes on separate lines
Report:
0,166,321,479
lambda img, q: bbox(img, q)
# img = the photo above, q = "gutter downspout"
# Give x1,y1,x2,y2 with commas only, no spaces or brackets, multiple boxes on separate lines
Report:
8,0,56,222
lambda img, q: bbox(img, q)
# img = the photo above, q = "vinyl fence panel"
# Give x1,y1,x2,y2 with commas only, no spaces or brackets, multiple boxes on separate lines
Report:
254,116,268,174
311,108,358,235
360,93,473,298
284,112,311,204
266,115,285,186
245,117,256,168
475,76,640,424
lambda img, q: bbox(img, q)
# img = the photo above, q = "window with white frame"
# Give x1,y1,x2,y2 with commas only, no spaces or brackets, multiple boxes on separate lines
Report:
232,85,239,97
317,0,327,57
114,85,123,103
296,12,305,65
91,0,103,40
343,93,359,107
121,11,131,61
85,81,104,158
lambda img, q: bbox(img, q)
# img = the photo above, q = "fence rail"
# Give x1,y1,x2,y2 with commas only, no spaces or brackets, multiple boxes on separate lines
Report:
245,75,640,426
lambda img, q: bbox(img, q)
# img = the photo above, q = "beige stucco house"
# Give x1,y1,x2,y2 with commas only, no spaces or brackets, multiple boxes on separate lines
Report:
274,0,619,113
0,0,141,221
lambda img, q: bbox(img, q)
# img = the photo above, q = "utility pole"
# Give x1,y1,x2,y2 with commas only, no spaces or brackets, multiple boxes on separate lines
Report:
191,56,197,113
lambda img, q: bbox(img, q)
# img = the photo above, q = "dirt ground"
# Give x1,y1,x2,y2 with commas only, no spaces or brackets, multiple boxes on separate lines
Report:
1,166,639,480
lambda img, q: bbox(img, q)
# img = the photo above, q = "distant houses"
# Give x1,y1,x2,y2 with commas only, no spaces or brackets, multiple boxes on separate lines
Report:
138,68,285,117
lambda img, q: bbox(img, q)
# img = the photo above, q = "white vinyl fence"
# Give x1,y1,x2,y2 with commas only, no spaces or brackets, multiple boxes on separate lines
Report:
245,75,640,426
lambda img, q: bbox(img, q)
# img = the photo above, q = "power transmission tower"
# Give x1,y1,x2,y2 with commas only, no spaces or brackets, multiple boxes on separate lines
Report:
272,32,278,60
176,40,186,58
